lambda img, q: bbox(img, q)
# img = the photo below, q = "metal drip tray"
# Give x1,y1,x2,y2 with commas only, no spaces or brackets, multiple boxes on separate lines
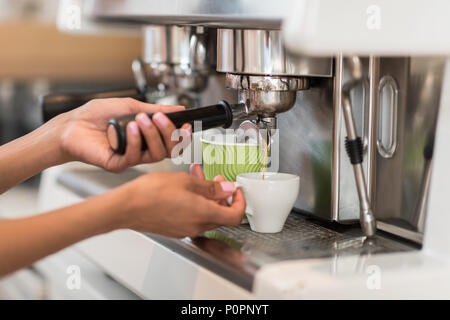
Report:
194,213,415,267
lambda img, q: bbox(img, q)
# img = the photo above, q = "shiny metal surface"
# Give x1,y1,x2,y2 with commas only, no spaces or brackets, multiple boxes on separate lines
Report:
217,29,319,133
377,75,399,158
142,25,168,65
217,29,333,77
146,216,415,289
131,58,147,94
282,56,372,223
280,56,444,243
238,90,297,116
334,57,375,223
141,25,211,98
204,214,413,265
341,56,376,237
226,74,309,91
217,29,326,123
84,0,300,29
143,25,209,70
236,119,275,157
230,103,249,120
367,57,380,206
373,57,445,243
277,77,334,219
227,74,309,116
414,155,432,234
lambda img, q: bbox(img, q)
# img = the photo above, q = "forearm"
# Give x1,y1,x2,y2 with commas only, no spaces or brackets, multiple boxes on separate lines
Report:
0,116,69,193
0,187,128,277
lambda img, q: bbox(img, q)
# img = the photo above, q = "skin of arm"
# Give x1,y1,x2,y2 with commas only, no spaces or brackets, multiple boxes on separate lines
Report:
0,187,125,276
0,170,245,277
0,98,187,194
0,117,68,194
0,99,245,278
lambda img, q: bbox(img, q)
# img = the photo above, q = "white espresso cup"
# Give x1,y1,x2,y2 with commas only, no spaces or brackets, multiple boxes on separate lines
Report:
236,172,300,233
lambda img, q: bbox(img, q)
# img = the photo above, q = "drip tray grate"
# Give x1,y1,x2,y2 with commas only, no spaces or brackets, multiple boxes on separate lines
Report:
204,213,415,266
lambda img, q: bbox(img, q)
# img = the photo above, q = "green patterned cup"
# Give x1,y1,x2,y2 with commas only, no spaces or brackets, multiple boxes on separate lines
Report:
201,132,264,182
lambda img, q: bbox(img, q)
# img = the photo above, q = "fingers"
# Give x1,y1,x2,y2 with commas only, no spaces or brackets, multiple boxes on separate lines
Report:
152,112,180,156
122,121,142,165
189,164,205,179
180,123,192,145
206,188,246,227
181,123,192,133
135,113,167,162
189,165,229,206
188,176,236,200
189,165,225,183
230,188,246,212
123,98,185,114
90,98,185,122
176,123,192,157
213,175,226,182
120,111,192,165
213,175,229,206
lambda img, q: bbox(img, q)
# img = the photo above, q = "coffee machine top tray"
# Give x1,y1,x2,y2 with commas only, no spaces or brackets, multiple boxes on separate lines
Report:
83,0,299,29
57,166,416,291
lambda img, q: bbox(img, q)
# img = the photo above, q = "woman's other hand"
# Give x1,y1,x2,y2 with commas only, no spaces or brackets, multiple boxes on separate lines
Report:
189,163,230,206
113,171,245,238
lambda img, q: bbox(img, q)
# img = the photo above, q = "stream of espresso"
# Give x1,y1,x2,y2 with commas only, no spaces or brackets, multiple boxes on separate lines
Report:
262,136,268,180
256,123,269,180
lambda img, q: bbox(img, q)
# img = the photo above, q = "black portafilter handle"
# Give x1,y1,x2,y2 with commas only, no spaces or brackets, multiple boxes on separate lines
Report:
107,100,238,155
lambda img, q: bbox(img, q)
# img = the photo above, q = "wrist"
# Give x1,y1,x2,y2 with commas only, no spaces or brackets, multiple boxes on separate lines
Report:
99,182,138,231
60,188,132,238
39,113,75,165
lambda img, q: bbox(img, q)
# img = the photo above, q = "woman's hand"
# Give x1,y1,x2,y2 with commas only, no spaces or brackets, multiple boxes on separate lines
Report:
53,97,189,172
114,171,245,238
189,163,229,206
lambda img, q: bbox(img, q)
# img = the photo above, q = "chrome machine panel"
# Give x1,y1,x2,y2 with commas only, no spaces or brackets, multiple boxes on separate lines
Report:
83,0,299,29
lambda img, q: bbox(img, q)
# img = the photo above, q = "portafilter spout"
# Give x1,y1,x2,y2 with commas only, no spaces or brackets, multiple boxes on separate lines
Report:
236,116,276,158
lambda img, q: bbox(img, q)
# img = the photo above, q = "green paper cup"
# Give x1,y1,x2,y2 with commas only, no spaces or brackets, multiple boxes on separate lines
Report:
201,132,264,182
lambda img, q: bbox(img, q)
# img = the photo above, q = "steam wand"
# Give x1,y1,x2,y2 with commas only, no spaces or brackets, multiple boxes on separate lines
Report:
342,56,377,237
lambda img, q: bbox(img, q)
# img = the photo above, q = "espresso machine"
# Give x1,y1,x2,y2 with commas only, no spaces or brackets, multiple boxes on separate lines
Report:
41,24,215,121
35,0,450,299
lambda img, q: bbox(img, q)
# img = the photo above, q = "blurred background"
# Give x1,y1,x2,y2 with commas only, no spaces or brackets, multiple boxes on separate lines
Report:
0,0,143,298
0,0,141,223
0,0,141,143
0,4,142,298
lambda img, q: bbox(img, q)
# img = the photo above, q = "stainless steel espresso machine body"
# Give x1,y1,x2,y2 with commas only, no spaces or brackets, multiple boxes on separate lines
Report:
40,0,450,297
78,0,444,243
214,26,442,243
41,24,216,121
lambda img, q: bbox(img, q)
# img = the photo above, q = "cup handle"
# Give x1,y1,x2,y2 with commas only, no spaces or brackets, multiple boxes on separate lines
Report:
245,205,253,216
226,181,236,206
234,181,253,216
